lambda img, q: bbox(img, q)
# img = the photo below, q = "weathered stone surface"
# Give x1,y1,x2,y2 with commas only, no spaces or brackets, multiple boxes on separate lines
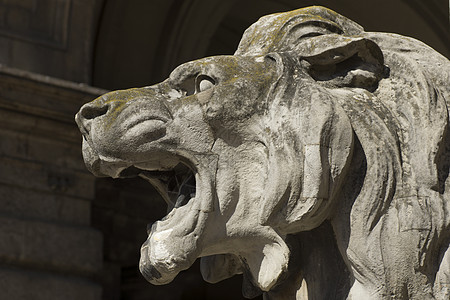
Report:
0,65,105,299
77,6,450,299
0,216,102,274
0,184,91,225
0,129,87,172
0,156,95,199
0,267,101,300
0,64,107,123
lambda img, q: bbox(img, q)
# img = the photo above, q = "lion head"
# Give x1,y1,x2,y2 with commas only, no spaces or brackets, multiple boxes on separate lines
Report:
76,6,450,299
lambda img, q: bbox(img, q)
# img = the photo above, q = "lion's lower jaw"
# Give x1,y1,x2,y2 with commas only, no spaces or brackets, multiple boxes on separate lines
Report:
139,240,184,285
139,233,202,285
139,204,207,284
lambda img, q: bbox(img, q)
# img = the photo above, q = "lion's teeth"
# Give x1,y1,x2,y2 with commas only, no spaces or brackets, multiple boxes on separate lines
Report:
175,195,186,208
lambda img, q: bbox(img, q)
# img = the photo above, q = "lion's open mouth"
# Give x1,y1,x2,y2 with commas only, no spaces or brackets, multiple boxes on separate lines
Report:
116,159,213,285
119,162,196,212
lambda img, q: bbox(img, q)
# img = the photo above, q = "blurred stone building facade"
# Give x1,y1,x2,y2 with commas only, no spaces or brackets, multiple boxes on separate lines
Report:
0,1,447,299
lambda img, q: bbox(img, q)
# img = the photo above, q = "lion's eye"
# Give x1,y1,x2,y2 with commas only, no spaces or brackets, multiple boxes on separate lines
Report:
294,22,341,40
196,75,215,93
300,32,324,39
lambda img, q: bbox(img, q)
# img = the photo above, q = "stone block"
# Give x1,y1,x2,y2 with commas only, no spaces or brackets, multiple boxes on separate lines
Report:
0,216,102,274
0,129,86,172
0,156,95,200
0,184,90,225
0,266,101,300
0,108,81,143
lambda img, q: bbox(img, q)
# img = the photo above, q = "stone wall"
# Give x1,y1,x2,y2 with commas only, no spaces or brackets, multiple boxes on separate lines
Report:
0,65,106,299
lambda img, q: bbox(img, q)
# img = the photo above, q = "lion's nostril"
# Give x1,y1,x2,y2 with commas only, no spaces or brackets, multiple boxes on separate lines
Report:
75,103,110,136
80,104,109,120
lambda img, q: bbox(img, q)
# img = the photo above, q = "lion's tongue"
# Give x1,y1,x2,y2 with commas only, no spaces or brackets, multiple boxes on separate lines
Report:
139,203,204,284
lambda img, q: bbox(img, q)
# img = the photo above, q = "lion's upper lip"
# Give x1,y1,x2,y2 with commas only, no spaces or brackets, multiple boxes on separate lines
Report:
119,166,174,178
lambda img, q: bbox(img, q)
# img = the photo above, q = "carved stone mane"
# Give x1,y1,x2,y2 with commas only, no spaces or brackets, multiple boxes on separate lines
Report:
76,6,450,299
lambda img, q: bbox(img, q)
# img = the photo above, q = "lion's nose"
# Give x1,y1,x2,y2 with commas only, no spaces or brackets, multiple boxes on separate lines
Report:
75,102,109,135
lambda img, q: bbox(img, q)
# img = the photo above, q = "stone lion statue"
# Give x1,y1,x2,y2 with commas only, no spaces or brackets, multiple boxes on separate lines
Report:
76,6,450,299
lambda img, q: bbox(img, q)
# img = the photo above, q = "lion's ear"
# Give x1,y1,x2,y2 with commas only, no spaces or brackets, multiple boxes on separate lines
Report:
300,36,385,91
